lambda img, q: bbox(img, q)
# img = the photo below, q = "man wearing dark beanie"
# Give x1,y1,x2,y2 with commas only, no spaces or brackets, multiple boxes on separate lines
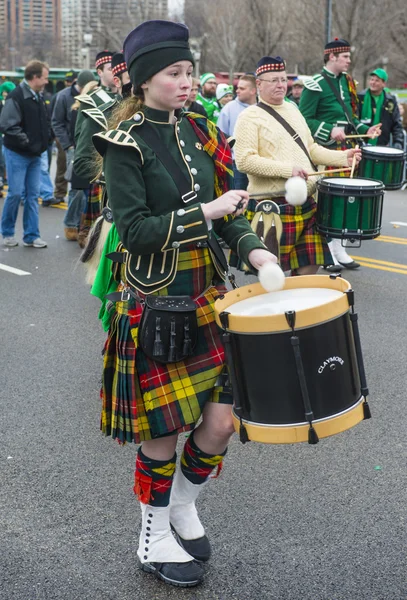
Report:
90,19,275,589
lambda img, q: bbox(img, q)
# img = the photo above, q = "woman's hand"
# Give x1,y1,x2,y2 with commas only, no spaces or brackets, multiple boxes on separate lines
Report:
248,248,278,270
346,147,362,166
201,190,249,221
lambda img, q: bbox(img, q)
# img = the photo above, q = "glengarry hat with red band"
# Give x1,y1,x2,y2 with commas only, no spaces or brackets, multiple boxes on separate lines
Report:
111,52,127,77
123,20,194,88
256,56,286,76
95,50,114,69
324,38,351,55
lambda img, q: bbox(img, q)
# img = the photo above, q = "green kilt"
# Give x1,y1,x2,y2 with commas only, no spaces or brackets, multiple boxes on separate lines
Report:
101,245,231,444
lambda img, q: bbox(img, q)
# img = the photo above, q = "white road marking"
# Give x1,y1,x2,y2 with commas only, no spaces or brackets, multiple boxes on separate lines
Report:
390,221,407,227
0,263,31,276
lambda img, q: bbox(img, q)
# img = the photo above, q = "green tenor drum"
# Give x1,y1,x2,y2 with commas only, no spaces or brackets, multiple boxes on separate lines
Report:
316,177,384,243
359,146,406,190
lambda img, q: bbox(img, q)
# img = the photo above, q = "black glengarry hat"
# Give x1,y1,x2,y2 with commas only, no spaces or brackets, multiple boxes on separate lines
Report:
111,52,127,77
123,20,194,88
324,38,351,55
256,56,286,76
95,50,113,69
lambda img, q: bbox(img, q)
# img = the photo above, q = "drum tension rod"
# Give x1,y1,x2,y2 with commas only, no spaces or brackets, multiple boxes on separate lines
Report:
219,311,250,444
285,311,319,445
345,290,372,420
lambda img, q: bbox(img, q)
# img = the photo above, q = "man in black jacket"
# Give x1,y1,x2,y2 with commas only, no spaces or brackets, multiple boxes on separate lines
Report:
0,60,51,248
358,68,404,149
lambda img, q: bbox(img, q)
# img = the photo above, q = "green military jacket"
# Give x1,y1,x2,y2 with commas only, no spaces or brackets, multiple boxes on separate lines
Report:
299,67,369,145
74,97,118,183
93,106,266,293
74,86,116,146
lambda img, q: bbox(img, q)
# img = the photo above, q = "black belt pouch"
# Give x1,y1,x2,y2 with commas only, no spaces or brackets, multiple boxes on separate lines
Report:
138,295,198,364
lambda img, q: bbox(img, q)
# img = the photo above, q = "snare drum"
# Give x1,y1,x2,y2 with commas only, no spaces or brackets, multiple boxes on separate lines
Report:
359,146,406,190
316,177,384,243
214,275,371,444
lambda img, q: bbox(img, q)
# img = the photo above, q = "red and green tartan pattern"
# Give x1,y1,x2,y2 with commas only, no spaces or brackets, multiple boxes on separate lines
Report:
181,433,225,484
187,114,233,198
134,448,176,506
244,198,332,271
80,183,102,233
101,246,231,444
327,140,357,178
277,197,333,271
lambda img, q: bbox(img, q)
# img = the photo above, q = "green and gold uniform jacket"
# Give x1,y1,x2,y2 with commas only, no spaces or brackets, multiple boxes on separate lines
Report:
299,68,368,145
74,86,116,147
93,106,266,293
74,97,118,183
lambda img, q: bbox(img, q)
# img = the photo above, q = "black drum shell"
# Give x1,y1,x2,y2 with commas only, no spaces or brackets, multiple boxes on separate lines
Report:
229,312,361,426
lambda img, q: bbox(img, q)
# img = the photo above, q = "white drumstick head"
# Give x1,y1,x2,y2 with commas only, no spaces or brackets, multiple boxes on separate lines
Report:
285,176,308,206
258,262,285,292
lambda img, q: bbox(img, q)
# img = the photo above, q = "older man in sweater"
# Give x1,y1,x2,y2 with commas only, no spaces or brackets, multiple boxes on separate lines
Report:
234,56,361,275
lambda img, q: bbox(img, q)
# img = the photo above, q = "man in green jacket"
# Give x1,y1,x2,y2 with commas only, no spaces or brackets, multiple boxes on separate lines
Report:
196,72,220,123
299,38,381,270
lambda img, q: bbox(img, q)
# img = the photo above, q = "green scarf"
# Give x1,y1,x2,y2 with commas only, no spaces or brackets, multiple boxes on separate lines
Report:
361,90,384,146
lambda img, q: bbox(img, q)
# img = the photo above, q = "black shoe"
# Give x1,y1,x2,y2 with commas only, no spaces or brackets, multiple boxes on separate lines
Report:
172,528,211,562
338,260,360,269
139,559,204,587
323,264,343,273
42,197,62,207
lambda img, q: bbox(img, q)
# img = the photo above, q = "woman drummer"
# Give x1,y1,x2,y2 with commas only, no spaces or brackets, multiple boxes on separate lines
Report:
93,20,276,588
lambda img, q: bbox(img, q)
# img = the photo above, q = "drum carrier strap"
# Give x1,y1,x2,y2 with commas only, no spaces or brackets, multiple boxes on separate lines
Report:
135,120,237,288
257,102,318,172
285,310,319,445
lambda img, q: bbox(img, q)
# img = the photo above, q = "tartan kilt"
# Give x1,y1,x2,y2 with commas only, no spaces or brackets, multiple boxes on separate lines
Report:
101,245,231,444
327,140,355,177
81,183,102,232
242,197,333,272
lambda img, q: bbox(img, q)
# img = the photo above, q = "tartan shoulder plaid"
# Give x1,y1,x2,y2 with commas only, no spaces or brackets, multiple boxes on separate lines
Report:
186,114,233,197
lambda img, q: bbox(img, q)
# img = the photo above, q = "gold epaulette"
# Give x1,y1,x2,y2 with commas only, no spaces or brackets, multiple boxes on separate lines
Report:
93,128,144,163
83,107,108,131
76,94,97,108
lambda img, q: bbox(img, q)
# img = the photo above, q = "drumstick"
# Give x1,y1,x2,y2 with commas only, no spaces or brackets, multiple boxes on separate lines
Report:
345,133,380,139
350,144,359,178
307,168,352,177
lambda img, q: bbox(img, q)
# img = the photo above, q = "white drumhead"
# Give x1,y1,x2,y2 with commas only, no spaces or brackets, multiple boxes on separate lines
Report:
363,145,404,155
323,177,379,187
226,288,343,317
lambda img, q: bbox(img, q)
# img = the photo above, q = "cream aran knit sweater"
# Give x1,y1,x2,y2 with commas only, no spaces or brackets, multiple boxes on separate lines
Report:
234,98,350,197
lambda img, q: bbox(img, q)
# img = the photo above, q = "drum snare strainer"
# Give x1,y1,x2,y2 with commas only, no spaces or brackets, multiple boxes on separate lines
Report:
214,275,371,445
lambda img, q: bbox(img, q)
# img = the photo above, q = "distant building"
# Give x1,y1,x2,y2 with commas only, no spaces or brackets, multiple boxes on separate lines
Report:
0,0,62,69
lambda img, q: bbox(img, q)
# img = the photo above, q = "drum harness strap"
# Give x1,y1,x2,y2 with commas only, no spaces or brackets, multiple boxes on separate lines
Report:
320,72,358,136
284,310,319,445
257,102,318,172
345,288,372,420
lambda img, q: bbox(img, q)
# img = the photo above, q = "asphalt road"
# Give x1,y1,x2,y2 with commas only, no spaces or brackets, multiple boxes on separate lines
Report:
1,188,406,600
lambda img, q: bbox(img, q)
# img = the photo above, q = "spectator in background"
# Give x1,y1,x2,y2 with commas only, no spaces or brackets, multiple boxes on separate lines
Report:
0,81,16,195
0,60,51,248
196,72,220,123
51,70,78,203
288,78,304,105
216,84,234,107
358,68,404,150
52,69,96,237
217,74,257,190
184,77,207,116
